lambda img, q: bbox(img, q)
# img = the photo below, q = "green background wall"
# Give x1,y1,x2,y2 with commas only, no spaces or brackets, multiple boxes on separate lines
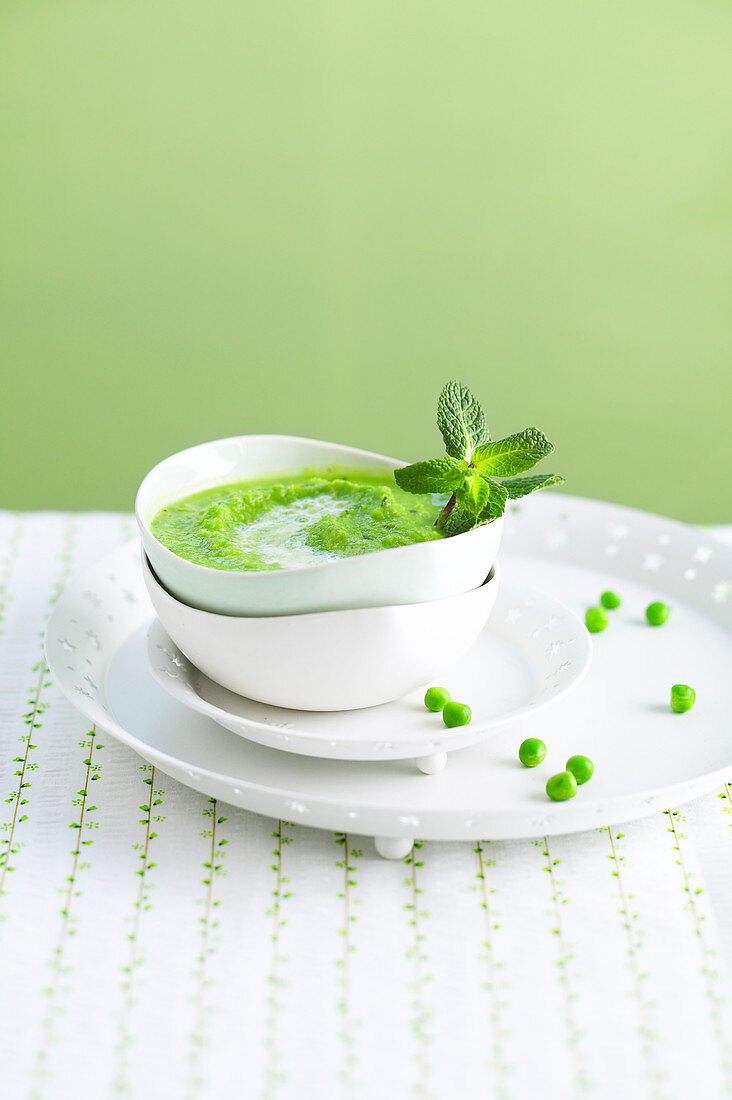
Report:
2,1,730,520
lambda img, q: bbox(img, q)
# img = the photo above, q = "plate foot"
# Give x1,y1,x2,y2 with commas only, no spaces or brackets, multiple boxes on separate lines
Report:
416,751,447,775
374,836,413,860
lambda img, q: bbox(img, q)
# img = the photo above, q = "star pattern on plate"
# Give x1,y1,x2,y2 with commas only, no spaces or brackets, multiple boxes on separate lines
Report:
693,546,713,564
712,581,731,604
643,553,664,572
505,608,522,624
262,717,295,731
545,529,568,549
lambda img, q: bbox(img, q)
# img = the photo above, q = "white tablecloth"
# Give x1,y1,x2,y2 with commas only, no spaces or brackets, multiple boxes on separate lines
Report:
1,512,731,1100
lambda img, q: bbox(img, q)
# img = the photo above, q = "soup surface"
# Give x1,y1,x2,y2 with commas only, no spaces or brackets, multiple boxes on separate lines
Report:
150,468,444,571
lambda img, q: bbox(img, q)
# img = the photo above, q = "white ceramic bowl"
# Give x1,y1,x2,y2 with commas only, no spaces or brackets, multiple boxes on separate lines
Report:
142,551,500,711
135,435,503,616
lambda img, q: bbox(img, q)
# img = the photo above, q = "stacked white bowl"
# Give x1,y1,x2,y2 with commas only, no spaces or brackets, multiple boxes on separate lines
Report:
136,436,503,711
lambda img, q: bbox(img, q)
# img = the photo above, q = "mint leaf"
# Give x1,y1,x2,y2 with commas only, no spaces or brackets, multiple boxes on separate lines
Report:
446,478,508,535
437,381,488,461
394,457,466,495
443,504,476,537
502,473,565,500
460,473,491,516
472,428,553,478
479,479,508,520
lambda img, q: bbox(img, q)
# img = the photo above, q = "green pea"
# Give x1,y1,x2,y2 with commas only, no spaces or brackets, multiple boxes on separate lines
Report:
424,686,451,712
442,701,471,728
546,771,578,801
600,590,621,610
670,684,695,713
519,738,547,768
646,601,670,626
585,606,608,633
566,755,594,784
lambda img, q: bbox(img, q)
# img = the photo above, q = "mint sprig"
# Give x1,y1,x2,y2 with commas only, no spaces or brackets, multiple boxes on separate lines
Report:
394,381,563,535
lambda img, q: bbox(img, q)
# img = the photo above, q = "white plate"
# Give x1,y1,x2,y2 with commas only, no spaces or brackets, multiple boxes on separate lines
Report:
45,495,732,850
145,580,590,761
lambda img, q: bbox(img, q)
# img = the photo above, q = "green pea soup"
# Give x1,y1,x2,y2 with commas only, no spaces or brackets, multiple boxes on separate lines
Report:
150,467,445,572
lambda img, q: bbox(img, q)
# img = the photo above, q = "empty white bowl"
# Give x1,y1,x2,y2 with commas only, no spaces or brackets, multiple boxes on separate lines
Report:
135,435,503,616
142,551,500,711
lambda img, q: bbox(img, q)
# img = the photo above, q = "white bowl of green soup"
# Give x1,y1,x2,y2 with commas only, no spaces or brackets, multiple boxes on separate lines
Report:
136,435,503,616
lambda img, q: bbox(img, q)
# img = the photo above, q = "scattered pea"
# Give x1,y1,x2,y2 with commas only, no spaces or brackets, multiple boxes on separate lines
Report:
424,686,451,713
442,701,471,728
585,606,608,633
646,601,670,626
546,771,578,801
600,590,622,610
566,755,594,785
671,684,695,713
519,738,547,768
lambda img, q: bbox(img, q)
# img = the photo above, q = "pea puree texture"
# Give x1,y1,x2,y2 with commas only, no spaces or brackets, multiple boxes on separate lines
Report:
150,469,443,572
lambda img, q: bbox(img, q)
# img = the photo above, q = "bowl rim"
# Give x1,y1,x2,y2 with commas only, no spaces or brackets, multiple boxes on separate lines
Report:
142,547,500,623
135,433,503,580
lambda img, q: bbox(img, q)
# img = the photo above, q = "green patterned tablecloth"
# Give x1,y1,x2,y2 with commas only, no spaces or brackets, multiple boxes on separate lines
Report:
1,513,730,1099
